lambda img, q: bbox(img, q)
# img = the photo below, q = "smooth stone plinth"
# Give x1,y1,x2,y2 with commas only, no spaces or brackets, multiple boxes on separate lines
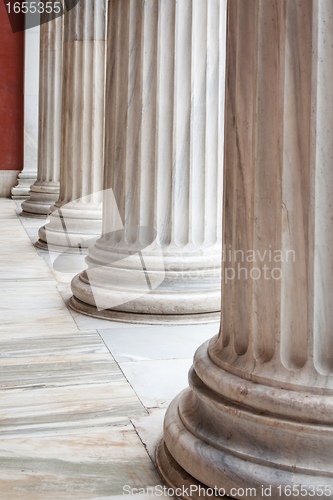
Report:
157,0,333,497
70,0,226,323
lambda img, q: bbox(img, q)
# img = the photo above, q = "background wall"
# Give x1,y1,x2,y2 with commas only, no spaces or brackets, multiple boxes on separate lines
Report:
0,1,24,195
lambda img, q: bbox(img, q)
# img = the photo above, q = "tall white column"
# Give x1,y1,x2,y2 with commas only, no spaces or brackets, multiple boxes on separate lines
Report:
11,21,40,199
21,13,63,217
36,0,107,250
70,0,226,324
157,0,333,497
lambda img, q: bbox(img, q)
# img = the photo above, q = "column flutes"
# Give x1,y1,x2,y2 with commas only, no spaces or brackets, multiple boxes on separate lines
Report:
157,1,333,497
70,0,227,323
21,12,63,217
36,0,107,250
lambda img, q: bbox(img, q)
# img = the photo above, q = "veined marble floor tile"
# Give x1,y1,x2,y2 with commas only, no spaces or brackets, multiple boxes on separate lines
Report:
0,327,81,339
0,331,107,357
0,242,43,252
0,266,53,281
99,323,219,362
0,296,65,311
0,220,31,229
0,211,18,219
0,327,150,499
0,249,55,280
0,199,191,498
0,381,145,425
0,200,21,217
0,233,35,245
0,209,54,280
119,359,193,408
0,284,67,311
0,421,160,500
0,327,145,421
0,306,79,334
0,214,18,221
0,279,57,289
0,280,79,333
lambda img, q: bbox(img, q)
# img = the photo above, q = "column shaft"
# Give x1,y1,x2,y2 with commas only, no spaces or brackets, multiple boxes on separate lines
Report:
12,23,40,199
36,0,107,250
21,13,63,217
70,0,226,324
157,1,333,497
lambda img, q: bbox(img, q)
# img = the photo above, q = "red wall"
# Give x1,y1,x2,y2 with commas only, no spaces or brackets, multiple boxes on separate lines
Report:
0,1,24,171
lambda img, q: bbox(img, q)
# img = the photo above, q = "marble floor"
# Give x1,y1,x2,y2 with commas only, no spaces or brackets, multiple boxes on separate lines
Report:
0,198,220,500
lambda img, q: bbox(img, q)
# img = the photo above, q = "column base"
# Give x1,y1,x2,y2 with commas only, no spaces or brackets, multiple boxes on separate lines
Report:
158,343,333,500
21,182,60,216
68,295,221,325
37,204,102,252
11,173,37,199
35,239,90,254
69,239,222,321
20,211,48,219
156,440,226,500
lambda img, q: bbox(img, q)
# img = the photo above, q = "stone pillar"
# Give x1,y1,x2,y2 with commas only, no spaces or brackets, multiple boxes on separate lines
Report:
12,22,40,199
36,0,107,249
157,0,333,497
21,13,63,217
69,0,226,324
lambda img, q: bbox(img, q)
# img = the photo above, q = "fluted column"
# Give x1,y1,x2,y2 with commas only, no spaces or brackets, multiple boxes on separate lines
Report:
11,24,40,199
21,13,63,217
69,0,226,324
157,1,333,497
36,0,107,250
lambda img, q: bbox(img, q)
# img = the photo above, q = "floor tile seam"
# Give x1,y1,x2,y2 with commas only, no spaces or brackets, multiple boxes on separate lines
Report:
96,330,149,416
130,417,161,474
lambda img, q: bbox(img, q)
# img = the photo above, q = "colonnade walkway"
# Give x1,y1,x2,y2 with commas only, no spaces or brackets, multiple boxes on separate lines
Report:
0,198,217,499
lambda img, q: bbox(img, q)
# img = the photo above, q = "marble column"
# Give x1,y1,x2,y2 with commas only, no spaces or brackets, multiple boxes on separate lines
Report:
157,0,333,497
11,23,40,199
36,0,107,250
21,13,63,217
69,0,226,324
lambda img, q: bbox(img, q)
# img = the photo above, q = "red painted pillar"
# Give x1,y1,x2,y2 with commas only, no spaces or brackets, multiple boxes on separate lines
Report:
0,1,24,195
